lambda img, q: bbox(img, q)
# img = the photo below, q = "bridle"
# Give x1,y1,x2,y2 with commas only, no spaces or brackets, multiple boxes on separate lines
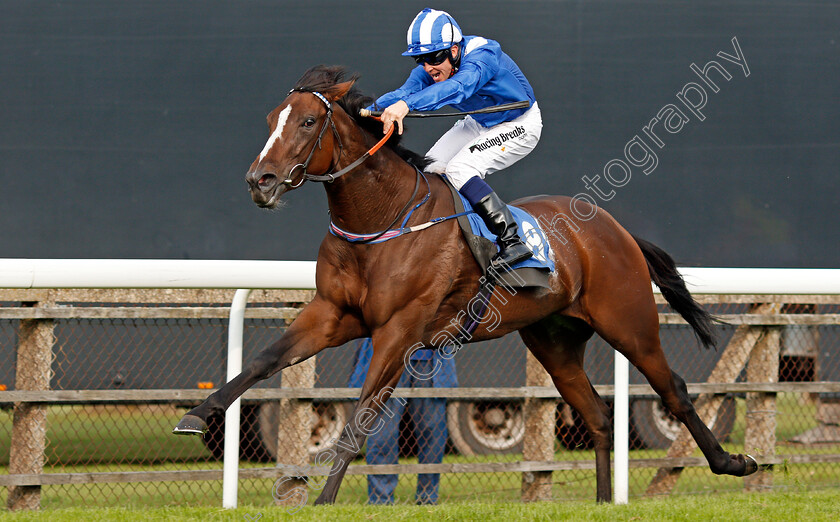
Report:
282,89,393,187
280,89,426,244
282,90,339,187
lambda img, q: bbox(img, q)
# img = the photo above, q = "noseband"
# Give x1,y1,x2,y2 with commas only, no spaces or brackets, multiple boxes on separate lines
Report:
283,89,394,186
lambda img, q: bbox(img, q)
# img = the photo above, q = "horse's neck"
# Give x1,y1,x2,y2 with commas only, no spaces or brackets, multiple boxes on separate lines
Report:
324,145,424,234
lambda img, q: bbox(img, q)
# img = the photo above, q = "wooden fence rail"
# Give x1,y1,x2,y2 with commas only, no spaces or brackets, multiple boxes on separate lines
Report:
1,289,839,510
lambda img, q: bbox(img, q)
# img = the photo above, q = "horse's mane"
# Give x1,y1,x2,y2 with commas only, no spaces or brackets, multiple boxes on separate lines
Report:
292,65,431,171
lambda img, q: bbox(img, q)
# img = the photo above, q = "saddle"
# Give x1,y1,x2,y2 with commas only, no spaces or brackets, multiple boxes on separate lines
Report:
444,178,554,290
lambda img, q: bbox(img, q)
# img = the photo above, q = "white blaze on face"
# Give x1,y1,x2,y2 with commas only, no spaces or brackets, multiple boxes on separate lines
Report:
258,105,292,162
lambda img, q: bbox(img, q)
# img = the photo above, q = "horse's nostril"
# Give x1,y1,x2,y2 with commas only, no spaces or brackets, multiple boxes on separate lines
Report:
258,174,277,187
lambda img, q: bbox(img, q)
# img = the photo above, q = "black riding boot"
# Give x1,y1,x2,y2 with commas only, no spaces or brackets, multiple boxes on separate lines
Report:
472,191,533,268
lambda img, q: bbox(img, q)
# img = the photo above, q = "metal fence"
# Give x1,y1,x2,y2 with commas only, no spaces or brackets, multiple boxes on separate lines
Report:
1,289,839,510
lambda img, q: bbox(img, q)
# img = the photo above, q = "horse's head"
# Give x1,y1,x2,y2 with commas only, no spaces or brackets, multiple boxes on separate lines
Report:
246,74,355,208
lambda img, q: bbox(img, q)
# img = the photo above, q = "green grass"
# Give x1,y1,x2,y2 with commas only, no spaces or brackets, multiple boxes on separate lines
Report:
0,393,824,466
0,394,838,509
0,405,208,466
2,489,840,521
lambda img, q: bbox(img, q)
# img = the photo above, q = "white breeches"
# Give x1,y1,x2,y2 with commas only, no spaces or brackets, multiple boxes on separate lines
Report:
425,102,542,190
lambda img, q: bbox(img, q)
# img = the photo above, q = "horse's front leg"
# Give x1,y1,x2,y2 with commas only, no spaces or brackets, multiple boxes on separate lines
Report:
173,296,363,434
314,320,426,505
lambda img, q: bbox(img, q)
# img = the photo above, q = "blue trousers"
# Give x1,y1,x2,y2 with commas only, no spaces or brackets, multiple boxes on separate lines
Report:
366,361,448,505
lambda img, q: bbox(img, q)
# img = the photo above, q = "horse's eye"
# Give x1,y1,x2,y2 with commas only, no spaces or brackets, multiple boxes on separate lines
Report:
303,118,316,128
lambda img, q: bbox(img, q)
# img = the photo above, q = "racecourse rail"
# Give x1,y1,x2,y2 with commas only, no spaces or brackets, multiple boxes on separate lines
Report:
1,259,840,508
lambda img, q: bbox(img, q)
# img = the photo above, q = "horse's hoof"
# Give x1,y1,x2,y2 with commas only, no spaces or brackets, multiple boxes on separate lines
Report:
173,414,208,436
743,454,758,476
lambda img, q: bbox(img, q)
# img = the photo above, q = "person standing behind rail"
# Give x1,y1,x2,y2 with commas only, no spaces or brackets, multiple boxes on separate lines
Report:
348,338,457,504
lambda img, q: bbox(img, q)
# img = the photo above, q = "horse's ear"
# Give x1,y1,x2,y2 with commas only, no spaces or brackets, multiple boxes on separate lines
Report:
327,79,356,102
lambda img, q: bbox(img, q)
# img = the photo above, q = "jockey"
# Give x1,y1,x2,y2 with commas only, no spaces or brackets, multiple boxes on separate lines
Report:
370,8,542,267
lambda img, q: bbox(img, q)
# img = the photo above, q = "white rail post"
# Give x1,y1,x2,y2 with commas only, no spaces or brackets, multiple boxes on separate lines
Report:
222,288,252,509
614,352,629,505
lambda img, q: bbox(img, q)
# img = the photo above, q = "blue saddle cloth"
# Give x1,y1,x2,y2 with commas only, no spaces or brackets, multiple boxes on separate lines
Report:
456,192,555,273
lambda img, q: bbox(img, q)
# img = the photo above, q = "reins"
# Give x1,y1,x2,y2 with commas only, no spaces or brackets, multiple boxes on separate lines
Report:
288,90,527,185
287,89,423,245
286,89,393,185
288,89,505,333
289,90,528,246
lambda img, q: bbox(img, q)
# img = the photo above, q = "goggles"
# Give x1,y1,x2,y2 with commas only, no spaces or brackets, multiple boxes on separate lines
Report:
413,49,450,66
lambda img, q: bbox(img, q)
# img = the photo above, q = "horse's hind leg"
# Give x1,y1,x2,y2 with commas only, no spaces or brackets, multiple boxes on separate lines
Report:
519,316,613,502
586,292,757,478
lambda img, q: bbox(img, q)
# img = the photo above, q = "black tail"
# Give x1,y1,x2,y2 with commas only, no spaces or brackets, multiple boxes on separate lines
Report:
633,235,716,350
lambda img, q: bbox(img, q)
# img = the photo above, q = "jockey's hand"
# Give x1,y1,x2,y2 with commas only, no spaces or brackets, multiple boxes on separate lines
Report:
380,101,409,135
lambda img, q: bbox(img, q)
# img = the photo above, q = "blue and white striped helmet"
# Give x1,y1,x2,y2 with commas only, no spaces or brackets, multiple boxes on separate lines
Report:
402,8,463,56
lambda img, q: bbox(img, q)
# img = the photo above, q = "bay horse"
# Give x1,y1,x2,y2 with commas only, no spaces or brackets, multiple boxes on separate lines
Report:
174,65,757,503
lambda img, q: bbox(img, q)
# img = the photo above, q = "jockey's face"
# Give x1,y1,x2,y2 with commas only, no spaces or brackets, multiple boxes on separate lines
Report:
423,45,459,83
